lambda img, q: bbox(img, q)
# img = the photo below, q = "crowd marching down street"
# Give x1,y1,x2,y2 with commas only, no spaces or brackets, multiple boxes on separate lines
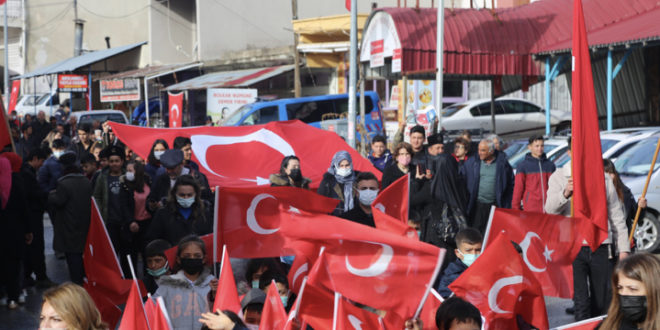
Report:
2,0,660,329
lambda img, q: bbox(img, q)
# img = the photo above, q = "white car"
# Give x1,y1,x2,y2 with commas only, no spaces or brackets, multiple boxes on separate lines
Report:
508,137,569,172
14,92,60,118
440,97,572,138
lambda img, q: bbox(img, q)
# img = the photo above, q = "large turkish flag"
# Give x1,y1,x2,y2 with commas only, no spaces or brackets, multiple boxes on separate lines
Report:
108,120,381,188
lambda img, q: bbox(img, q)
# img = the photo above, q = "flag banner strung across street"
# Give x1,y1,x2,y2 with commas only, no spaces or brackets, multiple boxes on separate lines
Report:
484,208,588,298
571,0,608,251
450,232,548,330
108,120,381,188
217,186,338,258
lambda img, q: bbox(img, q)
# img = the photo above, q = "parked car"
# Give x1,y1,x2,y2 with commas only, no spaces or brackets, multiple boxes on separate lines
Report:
508,137,568,172
440,97,572,138
14,92,59,118
221,92,385,142
69,110,129,126
503,139,528,159
614,133,660,252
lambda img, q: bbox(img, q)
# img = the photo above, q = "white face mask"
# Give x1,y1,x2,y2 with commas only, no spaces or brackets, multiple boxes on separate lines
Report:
358,188,379,206
52,150,64,159
336,167,352,177
125,171,135,182
154,150,165,160
245,324,259,330
177,196,195,208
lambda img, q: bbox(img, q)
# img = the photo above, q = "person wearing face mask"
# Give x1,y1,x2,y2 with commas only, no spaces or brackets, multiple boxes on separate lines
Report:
269,155,311,189
122,160,153,266
258,270,295,312
340,172,379,228
240,288,267,330
145,139,169,183
240,258,284,295
599,253,660,329
436,228,482,298
39,282,108,330
154,235,217,330
37,138,67,193
143,239,172,295
318,150,359,215
146,175,212,246
382,142,413,190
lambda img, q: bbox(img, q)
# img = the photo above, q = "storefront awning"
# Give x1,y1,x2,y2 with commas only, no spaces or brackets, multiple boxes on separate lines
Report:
96,62,202,81
164,65,294,91
18,41,147,79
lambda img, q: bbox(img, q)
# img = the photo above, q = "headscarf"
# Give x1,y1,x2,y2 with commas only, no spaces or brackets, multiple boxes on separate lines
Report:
429,153,468,214
327,150,355,212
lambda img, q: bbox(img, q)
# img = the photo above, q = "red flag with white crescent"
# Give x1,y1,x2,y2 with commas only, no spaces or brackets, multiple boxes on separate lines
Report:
108,120,381,188
168,92,184,128
8,80,20,112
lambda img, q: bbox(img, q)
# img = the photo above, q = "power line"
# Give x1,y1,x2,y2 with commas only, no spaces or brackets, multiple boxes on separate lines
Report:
28,3,72,32
78,3,149,20
210,0,288,42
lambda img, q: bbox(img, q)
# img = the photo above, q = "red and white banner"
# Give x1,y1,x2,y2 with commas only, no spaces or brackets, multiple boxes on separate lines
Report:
168,92,184,128
392,48,402,73
370,39,384,68
8,80,20,111
58,74,88,92
108,120,382,188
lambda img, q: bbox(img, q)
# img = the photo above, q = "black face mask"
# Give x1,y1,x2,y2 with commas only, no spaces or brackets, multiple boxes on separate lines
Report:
179,258,204,275
620,295,647,324
289,169,302,181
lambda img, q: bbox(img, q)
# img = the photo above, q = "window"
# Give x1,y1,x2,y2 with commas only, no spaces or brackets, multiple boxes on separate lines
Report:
242,106,279,125
334,97,374,115
286,100,335,123
472,102,505,116
501,101,525,114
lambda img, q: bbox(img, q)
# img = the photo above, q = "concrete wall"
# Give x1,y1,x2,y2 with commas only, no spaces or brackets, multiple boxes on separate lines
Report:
149,0,196,65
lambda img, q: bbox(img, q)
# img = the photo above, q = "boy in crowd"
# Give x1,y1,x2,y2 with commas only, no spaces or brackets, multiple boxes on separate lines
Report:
143,239,172,294
367,135,392,172
437,228,483,298
511,135,555,212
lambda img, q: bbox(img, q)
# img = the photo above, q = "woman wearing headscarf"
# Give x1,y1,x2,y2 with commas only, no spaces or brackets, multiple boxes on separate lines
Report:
317,150,358,216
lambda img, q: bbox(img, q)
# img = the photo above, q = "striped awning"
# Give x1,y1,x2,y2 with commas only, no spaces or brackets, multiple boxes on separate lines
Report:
164,65,294,91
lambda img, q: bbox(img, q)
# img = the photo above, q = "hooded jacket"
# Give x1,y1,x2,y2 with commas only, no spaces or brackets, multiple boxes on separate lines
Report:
155,268,214,330
37,156,63,192
368,150,392,172
461,150,514,213
512,153,556,212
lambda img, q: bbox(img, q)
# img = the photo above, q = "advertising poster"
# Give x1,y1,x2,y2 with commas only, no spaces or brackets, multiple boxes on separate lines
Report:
100,78,141,102
207,88,258,124
58,74,88,92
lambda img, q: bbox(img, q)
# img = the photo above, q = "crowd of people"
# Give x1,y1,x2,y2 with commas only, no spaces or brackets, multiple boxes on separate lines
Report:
1,110,659,329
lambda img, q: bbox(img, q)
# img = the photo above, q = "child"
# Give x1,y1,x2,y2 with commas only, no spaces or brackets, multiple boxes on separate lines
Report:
437,228,483,298
143,239,171,295
154,235,217,329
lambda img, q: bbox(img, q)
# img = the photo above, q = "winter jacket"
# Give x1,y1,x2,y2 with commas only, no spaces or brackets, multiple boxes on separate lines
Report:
21,163,48,232
0,173,30,258
93,169,130,224
148,169,212,207
154,268,214,330
145,162,162,183
269,173,311,189
69,141,93,160
317,172,360,215
48,173,92,253
368,151,393,172
381,163,408,190
436,258,468,298
512,153,556,212
146,201,213,246
544,162,630,254
461,150,514,213
37,156,63,192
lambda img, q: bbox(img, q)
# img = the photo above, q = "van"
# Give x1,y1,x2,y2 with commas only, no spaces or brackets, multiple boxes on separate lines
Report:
14,92,60,118
221,92,385,141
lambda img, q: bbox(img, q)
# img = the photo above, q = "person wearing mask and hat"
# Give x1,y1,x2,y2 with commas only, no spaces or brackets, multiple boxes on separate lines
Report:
48,152,92,285
318,150,359,216
37,138,67,193
269,155,311,189
148,149,211,212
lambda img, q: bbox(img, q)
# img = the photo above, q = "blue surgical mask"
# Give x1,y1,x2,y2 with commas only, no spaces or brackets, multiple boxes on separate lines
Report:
417,230,422,238
458,250,479,267
252,280,260,289
177,196,195,208
280,295,289,307
146,261,168,277
281,255,295,265
358,189,379,206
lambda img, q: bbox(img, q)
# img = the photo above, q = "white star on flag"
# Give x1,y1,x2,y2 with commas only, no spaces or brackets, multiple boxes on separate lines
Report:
543,245,554,262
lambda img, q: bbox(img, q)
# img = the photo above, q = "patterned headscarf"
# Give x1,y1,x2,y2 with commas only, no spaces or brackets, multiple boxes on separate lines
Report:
327,150,355,212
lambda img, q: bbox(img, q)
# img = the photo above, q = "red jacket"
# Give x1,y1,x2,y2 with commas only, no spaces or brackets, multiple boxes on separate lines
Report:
512,153,556,212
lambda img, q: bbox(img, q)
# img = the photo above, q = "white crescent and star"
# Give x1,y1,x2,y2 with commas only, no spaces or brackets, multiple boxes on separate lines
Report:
519,231,554,273
246,194,279,235
345,242,393,277
488,275,523,314
291,262,308,288
348,315,364,330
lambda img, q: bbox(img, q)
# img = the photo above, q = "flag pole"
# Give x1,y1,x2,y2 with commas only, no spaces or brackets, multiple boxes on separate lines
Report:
481,205,497,248
629,137,660,244
213,186,219,275
127,255,152,330
156,296,175,330
413,248,446,318
332,292,340,330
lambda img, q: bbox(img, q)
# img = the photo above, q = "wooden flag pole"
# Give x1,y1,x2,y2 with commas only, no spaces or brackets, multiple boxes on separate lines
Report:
629,137,660,244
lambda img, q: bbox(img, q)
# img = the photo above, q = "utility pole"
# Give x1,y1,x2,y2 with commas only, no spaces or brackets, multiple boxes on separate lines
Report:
73,0,84,56
291,0,301,97
4,1,9,104
435,0,445,133
347,0,357,148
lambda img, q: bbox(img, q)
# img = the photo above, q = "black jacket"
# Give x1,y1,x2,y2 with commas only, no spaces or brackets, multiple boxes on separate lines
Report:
340,201,375,228
436,258,468,298
317,172,360,215
146,201,213,246
0,173,30,257
381,163,409,190
21,163,48,227
148,170,212,209
48,173,92,253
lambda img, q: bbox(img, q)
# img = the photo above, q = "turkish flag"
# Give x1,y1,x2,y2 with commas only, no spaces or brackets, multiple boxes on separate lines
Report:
485,208,588,298
286,241,319,294
84,198,133,305
282,211,445,319
84,283,123,330
108,120,381,188
164,233,215,266
260,280,289,330
145,296,173,330
335,293,384,330
118,281,150,330
372,208,418,239
296,281,334,330
572,0,608,251
212,246,242,314
218,186,337,258
0,97,12,151
168,92,184,128
373,174,409,222
8,80,20,112
449,233,548,330
553,315,605,330
419,289,443,330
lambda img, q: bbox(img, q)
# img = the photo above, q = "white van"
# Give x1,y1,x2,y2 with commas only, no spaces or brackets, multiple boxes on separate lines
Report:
14,92,60,118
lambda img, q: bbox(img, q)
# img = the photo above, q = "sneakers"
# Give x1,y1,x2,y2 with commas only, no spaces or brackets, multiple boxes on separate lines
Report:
8,300,18,309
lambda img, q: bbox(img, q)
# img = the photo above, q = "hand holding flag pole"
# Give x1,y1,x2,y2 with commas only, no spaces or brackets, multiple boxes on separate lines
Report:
629,137,660,244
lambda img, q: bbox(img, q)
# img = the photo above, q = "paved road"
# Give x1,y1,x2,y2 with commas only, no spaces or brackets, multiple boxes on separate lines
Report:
0,217,582,329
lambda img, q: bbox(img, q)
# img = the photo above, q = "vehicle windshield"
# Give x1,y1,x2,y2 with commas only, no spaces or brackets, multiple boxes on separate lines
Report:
614,137,660,176
441,103,468,118
22,95,41,106
554,138,619,167
222,104,253,126
600,139,618,153
36,93,54,105
508,143,562,168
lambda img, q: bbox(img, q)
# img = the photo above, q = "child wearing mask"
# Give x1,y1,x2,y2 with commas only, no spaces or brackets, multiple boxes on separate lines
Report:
154,235,217,329
143,239,172,295
258,270,294,312
437,228,482,298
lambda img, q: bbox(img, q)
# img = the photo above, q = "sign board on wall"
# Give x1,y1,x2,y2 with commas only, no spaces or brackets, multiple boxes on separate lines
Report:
207,88,258,124
58,74,88,92
100,78,141,102
391,48,402,73
370,40,384,68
